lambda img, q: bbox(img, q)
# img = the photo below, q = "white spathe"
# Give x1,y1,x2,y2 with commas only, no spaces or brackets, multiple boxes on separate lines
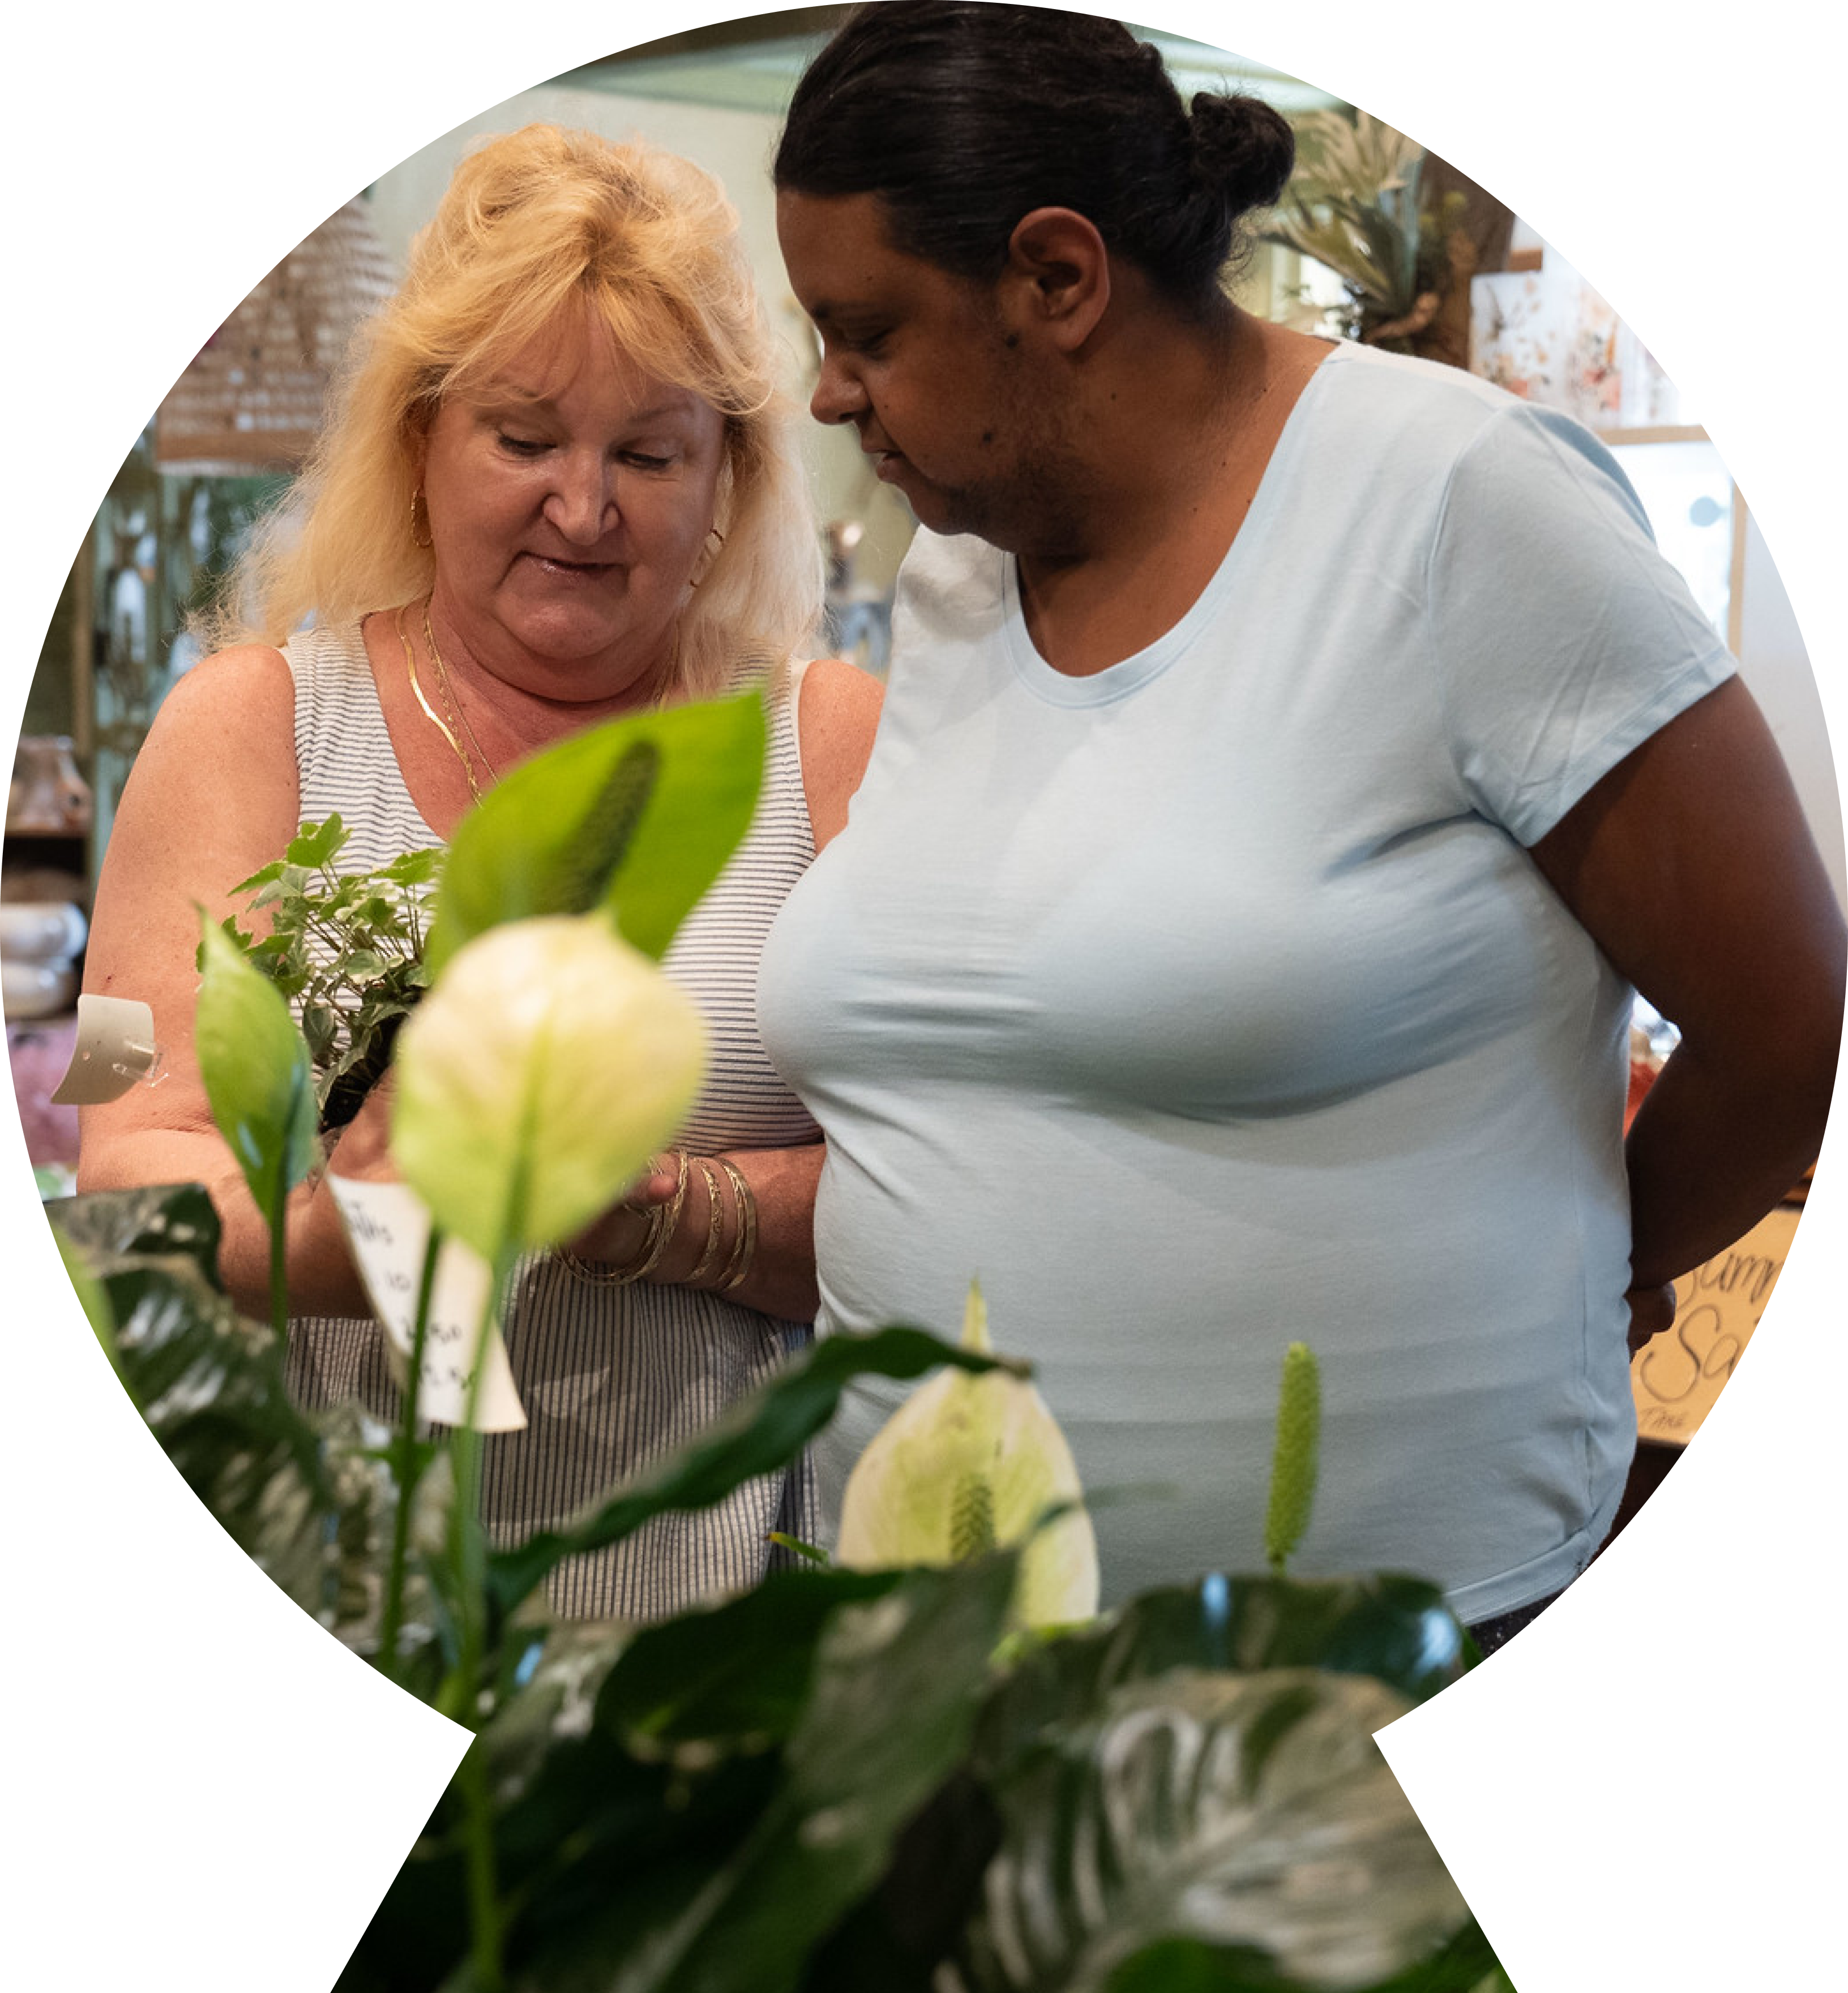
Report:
836,1281,1102,1630
392,912,706,1263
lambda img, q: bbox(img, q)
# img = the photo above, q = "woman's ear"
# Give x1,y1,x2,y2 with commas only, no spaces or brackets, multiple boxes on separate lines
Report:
403,414,430,491
1004,207,1112,350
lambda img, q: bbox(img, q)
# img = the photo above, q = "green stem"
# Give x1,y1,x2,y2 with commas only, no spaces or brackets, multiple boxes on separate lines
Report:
443,1253,514,1991
459,1739,504,1992
267,1190,289,1348
379,1228,442,1679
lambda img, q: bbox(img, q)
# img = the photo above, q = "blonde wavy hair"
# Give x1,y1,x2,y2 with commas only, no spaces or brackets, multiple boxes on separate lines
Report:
207,125,822,698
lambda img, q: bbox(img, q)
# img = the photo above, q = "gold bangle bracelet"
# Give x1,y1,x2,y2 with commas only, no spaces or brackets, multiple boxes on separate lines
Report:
559,1151,688,1286
627,1149,690,1281
686,1160,729,1285
715,1156,758,1295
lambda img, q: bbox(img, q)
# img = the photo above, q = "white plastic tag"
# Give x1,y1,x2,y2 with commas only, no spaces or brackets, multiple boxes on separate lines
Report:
50,993,165,1105
327,1175,525,1432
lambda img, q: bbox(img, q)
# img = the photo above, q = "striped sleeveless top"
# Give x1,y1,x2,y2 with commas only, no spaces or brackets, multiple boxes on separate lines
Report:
279,622,822,1620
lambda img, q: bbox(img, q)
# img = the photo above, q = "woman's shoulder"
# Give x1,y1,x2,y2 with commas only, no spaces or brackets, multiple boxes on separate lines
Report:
165,621,370,706
108,641,301,839
153,641,295,732
793,655,885,853
1310,341,1624,472
795,653,884,720
1305,341,1517,455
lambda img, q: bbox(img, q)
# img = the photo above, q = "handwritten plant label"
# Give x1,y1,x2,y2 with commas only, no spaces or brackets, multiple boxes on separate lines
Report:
327,1174,526,1432
1631,1204,1799,1444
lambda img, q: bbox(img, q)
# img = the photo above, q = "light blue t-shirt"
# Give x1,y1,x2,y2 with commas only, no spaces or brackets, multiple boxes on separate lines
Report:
757,341,1736,1622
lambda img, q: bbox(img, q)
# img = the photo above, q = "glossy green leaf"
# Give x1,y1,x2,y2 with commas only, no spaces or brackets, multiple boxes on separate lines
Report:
1098,1914,1503,1992
954,1667,1470,1993
828,1571,1474,1993
47,1184,337,1613
49,1213,125,1388
608,1555,1020,1993
352,1562,1014,1993
974,1572,1470,1785
425,690,767,973
194,914,319,1219
594,1565,908,1757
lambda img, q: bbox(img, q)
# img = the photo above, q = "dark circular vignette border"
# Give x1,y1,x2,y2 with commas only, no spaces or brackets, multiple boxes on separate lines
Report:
22,11,1842,1977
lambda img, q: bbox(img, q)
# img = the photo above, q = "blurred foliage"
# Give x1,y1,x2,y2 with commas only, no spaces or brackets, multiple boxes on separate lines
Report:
1263,111,1471,354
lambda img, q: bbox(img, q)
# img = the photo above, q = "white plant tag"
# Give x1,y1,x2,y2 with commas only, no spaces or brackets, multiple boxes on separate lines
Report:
51,993,165,1104
327,1175,526,1432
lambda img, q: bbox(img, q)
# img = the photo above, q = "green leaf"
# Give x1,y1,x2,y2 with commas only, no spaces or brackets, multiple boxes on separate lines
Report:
194,915,319,1222
974,1572,1471,1778
1098,1917,1504,1991
46,1184,340,1614
594,1566,908,1757
356,1563,1015,1993
382,847,444,887
767,1530,830,1566
608,1556,1020,1993
485,1327,1024,1619
425,690,767,973
225,857,286,899
957,1668,1471,1993
286,813,350,868
49,1214,126,1392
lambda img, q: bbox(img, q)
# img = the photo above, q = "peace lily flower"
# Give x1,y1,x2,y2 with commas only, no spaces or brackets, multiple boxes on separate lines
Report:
836,1281,1101,1630
391,911,706,1264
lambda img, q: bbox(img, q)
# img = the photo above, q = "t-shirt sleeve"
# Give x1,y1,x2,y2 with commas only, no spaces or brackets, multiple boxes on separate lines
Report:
1426,401,1736,846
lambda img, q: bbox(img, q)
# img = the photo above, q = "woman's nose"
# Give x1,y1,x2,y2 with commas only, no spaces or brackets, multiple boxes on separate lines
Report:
810,354,868,428
545,455,617,541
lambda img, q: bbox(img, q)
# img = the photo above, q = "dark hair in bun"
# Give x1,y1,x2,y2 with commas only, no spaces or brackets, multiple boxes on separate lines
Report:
775,2,1297,316
1189,89,1297,214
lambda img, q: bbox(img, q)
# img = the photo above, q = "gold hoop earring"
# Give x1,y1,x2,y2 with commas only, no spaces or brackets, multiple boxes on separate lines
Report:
687,524,725,592
409,488,433,549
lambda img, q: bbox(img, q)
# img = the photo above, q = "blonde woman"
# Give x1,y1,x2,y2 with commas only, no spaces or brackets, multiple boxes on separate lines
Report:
79,126,883,1619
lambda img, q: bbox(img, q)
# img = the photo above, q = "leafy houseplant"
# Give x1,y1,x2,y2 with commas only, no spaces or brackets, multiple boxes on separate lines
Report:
219,815,441,1136
50,687,1509,1993
1261,109,1474,363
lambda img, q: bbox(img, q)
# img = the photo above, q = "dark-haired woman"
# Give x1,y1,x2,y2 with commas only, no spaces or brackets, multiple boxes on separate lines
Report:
756,3,1845,1643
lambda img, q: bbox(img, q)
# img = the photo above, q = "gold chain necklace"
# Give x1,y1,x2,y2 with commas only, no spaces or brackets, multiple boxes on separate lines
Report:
422,600,501,786
397,600,493,802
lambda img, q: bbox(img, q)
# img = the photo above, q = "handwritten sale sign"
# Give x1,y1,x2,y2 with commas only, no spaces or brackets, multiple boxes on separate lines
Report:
1631,1203,1800,1444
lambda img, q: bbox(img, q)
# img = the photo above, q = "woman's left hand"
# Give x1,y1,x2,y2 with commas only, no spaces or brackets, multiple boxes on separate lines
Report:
566,1156,679,1265
1624,1281,1677,1357
566,1144,824,1321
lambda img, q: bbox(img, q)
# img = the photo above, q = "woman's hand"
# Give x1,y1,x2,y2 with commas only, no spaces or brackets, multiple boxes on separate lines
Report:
564,1144,824,1321
322,1074,399,1184
1624,1281,1677,1357
565,1156,679,1268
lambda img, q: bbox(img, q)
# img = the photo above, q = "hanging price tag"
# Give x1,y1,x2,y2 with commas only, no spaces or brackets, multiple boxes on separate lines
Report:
327,1174,525,1431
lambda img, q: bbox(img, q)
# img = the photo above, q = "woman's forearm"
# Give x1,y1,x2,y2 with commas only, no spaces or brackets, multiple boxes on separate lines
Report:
78,1121,373,1321
1623,1023,1838,1297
